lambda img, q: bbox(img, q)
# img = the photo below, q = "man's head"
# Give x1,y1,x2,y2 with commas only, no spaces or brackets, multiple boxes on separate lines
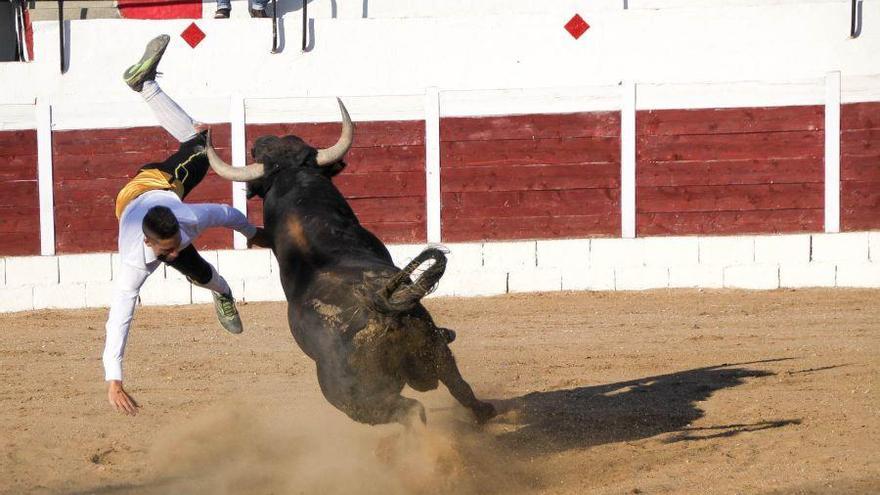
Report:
142,206,182,261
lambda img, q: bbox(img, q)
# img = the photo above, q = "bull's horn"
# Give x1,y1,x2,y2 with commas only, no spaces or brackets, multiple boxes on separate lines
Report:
316,98,354,166
205,132,265,182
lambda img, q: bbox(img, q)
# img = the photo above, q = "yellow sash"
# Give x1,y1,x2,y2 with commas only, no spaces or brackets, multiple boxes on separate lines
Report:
115,169,185,219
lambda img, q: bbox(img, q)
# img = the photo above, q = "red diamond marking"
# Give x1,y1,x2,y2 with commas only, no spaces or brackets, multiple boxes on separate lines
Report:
181,22,206,48
565,14,590,39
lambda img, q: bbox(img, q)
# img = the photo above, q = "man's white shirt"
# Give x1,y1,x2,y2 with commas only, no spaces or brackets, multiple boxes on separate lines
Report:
102,190,257,382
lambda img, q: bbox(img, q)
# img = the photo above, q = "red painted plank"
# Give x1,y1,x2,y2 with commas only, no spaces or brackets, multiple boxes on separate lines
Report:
442,189,619,219
841,209,880,231
53,125,230,157
335,171,425,199
348,196,426,223
0,231,40,256
0,130,38,157
56,204,118,232
117,0,201,20
0,181,39,205
0,207,40,233
841,128,880,157
343,146,425,173
637,157,823,187
192,229,232,250
182,175,233,204
0,131,39,254
52,137,177,157
841,102,880,131
442,163,620,193
441,136,620,168
54,179,130,205
637,106,824,136
638,183,824,213
638,131,823,162
362,222,426,244
53,127,176,145
637,209,823,236
0,157,37,182
22,5,33,61
440,112,621,142
54,151,176,180
55,230,116,254
247,121,424,148
247,198,264,227
841,180,880,207
841,155,880,181
442,214,619,242
236,145,424,174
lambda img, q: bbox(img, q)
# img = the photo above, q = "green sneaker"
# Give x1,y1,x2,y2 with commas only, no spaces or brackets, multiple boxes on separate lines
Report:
123,34,170,92
213,291,244,334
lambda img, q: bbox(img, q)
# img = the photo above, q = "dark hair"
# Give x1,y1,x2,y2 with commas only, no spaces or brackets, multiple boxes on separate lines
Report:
142,205,180,240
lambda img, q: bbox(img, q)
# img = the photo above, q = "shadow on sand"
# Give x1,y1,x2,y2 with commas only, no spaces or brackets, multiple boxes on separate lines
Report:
65,359,817,494
490,358,803,454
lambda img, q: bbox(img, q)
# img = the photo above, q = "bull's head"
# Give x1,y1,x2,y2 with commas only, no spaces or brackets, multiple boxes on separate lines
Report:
205,98,354,198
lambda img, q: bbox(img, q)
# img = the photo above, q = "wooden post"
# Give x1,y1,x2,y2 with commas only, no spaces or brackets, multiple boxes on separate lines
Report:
36,100,56,255
425,87,441,243
231,94,249,249
825,71,841,233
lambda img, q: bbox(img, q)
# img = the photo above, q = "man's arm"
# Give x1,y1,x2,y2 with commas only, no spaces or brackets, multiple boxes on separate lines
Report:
103,262,150,415
189,203,271,247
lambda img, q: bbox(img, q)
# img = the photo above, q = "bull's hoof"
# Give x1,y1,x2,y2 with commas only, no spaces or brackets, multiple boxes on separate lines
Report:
472,401,497,425
395,400,427,428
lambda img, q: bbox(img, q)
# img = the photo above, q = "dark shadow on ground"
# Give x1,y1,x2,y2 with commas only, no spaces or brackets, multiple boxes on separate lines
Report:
490,358,802,454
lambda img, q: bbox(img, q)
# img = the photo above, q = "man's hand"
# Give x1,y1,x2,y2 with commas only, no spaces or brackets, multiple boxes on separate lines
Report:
248,227,272,249
107,380,139,416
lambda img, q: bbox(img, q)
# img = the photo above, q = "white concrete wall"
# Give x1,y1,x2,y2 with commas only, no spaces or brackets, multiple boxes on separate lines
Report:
2,232,878,312
2,0,879,131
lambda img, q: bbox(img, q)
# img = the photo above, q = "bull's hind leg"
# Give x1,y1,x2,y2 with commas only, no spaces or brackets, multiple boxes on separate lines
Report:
436,345,497,424
350,394,426,427
316,360,426,427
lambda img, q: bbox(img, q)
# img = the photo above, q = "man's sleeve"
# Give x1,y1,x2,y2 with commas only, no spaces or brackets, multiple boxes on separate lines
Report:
102,263,150,381
189,204,257,238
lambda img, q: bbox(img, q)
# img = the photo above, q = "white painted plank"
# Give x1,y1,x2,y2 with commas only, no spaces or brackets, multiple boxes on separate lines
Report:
825,71,841,233
231,94,249,249
246,94,425,124
425,87,441,243
637,79,825,110
842,74,880,103
440,85,622,118
621,82,636,239
0,102,37,131
36,100,55,256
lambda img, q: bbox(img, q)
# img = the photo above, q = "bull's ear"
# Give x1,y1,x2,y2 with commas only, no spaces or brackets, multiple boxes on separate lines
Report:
320,160,347,177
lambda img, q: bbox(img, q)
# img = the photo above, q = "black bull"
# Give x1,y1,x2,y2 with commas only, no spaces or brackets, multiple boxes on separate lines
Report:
205,101,496,426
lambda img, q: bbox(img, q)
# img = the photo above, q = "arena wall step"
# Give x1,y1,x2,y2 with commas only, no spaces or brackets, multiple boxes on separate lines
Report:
27,0,119,21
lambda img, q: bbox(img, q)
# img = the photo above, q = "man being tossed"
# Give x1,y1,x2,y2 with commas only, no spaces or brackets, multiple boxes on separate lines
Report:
104,35,269,415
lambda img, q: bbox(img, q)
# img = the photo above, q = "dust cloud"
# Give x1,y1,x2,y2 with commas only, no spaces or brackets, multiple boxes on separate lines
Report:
145,398,542,495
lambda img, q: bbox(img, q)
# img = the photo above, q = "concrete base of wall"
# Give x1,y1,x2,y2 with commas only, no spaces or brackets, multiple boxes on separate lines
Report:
1,231,878,313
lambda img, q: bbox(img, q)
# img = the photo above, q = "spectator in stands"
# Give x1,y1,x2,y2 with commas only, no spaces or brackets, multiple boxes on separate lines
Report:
214,0,269,18
105,34,270,416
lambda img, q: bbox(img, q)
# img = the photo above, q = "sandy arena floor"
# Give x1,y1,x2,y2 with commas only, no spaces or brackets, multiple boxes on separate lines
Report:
0,289,878,494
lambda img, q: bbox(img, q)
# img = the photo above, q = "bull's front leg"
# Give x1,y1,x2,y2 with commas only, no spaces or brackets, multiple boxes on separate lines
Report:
436,344,497,424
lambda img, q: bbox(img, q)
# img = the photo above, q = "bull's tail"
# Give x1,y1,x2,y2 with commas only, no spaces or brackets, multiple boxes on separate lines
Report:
376,247,447,313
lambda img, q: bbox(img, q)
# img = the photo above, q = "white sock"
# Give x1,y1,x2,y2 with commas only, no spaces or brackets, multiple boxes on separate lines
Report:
192,266,232,296
140,80,199,143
